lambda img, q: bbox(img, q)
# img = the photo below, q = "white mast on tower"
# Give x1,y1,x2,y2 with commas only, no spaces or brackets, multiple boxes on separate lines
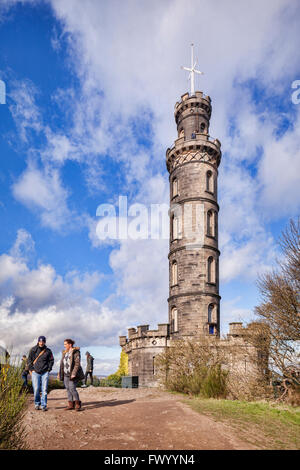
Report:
181,43,203,95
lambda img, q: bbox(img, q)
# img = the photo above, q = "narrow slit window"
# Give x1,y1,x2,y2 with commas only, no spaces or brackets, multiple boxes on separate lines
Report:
172,178,178,197
206,171,213,193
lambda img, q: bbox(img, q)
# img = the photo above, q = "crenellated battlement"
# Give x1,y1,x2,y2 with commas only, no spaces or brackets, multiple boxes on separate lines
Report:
119,323,170,387
174,91,211,110
119,323,170,346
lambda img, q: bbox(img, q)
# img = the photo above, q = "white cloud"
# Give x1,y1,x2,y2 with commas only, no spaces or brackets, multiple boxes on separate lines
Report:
220,297,253,335
0,230,168,372
9,228,35,260
258,111,300,217
12,165,73,230
9,79,43,141
0,231,124,368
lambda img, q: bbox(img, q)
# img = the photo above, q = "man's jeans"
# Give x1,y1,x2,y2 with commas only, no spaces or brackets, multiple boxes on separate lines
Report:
31,371,49,408
21,372,28,387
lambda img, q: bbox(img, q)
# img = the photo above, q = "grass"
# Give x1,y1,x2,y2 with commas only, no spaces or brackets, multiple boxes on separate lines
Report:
183,396,300,450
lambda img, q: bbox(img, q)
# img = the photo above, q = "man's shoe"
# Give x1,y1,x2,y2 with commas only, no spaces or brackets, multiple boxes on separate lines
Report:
35,405,41,410
81,384,87,388
42,407,48,412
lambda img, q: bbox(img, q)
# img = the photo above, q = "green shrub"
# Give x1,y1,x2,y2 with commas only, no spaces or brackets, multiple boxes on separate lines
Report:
200,364,228,398
156,337,229,398
100,376,122,388
48,378,65,391
0,362,28,450
91,376,100,386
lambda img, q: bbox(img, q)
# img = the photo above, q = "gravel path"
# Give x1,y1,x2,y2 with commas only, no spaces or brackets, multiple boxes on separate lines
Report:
23,387,256,450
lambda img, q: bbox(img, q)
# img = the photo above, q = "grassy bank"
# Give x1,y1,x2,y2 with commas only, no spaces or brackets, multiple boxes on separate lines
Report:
183,397,300,450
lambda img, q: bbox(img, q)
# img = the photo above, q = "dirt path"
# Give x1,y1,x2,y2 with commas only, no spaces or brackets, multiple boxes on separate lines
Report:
23,387,256,450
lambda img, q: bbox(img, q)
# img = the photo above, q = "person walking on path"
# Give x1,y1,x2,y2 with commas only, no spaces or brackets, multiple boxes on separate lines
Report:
21,354,29,388
83,351,94,387
28,336,54,411
58,339,84,411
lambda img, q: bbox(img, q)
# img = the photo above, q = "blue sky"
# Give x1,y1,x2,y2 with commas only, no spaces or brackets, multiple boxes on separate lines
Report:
0,0,300,374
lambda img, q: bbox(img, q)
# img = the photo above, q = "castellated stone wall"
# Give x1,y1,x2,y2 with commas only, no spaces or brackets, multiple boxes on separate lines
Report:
119,322,268,388
119,324,170,387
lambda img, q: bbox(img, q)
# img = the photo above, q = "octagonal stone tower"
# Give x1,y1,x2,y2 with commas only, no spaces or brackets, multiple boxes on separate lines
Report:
166,90,222,339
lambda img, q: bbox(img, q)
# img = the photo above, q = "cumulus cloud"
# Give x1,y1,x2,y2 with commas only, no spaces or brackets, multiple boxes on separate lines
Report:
0,230,168,371
12,165,73,230
0,231,121,362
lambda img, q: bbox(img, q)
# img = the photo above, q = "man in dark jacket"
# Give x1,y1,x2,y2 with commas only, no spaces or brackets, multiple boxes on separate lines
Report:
28,336,54,411
83,351,94,386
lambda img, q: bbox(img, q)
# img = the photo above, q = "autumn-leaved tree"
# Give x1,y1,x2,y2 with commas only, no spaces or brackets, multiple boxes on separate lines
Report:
255,218,300,402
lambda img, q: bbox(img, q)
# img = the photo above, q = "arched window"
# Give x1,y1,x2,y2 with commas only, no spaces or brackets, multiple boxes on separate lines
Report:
171,307,178,333
214,211,218,238
206,170,213,193
207,257,216,284
172,214,178,240
172,178,178,197
179,129,185,138
171,261,178,285
207,210,214,236
208,304,217,324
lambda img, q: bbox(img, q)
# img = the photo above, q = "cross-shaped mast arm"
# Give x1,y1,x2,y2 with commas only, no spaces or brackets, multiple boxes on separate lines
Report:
181,44,204,95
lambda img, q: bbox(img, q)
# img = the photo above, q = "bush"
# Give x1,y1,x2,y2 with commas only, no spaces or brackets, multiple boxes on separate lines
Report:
156,337,229,398
201,365,228,399
100,376,122,388
101,351,128,388
0,362,28,450
48,378,65,392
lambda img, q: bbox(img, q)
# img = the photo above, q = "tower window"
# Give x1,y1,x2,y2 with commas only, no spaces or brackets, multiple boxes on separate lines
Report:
200,122,206,132
208,304,217,323
207,210,214,237
209,325,215,335
206,171,213,193
171,261,178,285
171,214,178,240
171,307,178,333
172,178,178,197
207,257,216,284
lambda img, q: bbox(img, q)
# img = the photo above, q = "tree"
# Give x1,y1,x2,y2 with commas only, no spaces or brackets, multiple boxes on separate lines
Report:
106,350,128,386
255,218,300,401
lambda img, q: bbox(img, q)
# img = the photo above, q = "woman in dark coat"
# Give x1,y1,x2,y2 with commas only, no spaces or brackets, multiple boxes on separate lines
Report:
59,339,85,411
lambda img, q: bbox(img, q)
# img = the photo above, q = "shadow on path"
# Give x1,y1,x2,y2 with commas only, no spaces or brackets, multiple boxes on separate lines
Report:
54,399,136,410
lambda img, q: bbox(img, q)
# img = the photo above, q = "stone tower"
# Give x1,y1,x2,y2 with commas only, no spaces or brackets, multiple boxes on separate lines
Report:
166,91,222,339
119,89,268,388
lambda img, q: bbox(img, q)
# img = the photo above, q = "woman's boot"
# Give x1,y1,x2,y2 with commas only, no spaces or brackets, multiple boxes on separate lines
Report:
65,401,74,410
75,400,82,411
